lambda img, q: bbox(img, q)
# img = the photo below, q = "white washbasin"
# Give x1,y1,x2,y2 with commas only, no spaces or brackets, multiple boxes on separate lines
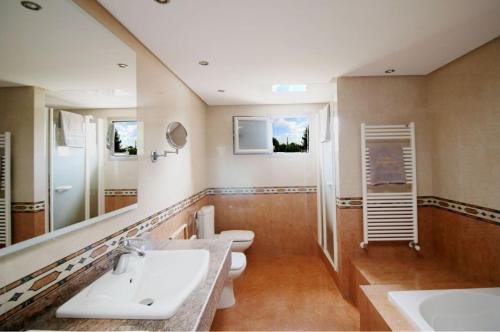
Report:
56,250,209,320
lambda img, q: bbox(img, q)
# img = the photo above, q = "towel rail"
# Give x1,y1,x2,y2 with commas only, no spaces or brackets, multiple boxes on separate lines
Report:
360,123,419,251
0,132,11,246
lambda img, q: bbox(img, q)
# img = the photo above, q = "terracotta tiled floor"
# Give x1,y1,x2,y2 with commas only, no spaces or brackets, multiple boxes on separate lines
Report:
211,254,360,331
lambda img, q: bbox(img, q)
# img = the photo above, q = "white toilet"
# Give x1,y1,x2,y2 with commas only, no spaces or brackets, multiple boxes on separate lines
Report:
196,205,254,308
196,205,254,252
219,252,247,309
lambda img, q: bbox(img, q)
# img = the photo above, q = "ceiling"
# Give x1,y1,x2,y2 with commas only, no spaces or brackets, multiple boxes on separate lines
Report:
99,0,500,106
0,0,136,109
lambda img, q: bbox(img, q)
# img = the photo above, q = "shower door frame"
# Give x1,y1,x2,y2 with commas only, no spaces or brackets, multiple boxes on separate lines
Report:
316,104,338,270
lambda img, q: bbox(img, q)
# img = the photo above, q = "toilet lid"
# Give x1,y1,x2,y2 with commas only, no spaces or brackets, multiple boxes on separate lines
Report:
220,230,255,242
231,252,246,270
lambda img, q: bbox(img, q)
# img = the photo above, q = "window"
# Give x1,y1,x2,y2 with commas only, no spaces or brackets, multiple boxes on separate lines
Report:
272,117,309,153
233,116,310,155
233,116,273,154
110,120,138,157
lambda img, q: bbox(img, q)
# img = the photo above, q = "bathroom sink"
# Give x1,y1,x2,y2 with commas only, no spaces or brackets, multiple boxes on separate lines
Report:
56,250,209,320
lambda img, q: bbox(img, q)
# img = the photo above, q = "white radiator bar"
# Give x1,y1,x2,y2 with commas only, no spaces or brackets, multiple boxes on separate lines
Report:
0,132,11,246
360,123,419,250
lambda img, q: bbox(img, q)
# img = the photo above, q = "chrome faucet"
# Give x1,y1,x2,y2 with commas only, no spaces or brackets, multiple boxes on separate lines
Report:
113,237,146,275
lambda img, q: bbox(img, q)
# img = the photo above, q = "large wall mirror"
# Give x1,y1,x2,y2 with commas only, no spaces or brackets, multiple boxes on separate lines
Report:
0,0,139,254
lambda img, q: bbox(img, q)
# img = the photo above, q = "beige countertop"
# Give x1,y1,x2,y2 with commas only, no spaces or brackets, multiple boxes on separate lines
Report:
11,239,232,331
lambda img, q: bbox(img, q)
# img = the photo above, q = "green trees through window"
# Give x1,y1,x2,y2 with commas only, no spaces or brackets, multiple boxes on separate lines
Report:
272,117,309,153
113,121,138,156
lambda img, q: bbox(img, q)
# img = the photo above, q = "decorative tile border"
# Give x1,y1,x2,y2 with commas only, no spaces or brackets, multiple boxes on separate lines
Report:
208,186,317,195
0,188,211,321
104,189,137,196
336,197,363,209
421,196,499,225
336,195,499,225
11,201,45,213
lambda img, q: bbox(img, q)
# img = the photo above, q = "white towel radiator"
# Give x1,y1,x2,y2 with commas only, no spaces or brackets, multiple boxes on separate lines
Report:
360,123,419,250
0,132,11,246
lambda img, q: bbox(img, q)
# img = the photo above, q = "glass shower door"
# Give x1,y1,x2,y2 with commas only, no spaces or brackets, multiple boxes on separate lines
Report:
317,105,337,269
49,110,99,231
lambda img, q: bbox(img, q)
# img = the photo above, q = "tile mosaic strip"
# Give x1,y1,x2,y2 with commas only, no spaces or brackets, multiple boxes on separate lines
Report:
208,186,317,195
336,197,363,209
336,196,499,225
0,188,211,320
104,189,138,196
422,196,500,225
11,201,45,213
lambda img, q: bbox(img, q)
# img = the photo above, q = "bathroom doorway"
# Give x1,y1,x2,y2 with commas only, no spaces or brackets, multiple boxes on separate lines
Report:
317,104,337,269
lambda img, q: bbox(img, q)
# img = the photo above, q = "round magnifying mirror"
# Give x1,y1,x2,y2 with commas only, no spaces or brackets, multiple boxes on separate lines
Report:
166,121,188,149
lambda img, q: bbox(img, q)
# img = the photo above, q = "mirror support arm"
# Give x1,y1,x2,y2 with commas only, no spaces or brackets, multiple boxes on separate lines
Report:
150,149,179,162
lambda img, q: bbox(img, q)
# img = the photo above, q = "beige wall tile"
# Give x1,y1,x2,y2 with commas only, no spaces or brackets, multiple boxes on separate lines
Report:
428,37,500,209
208,193,318,256
336,76,433,197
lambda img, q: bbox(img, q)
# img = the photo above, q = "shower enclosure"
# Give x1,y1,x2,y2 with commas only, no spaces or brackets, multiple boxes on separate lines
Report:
317,104,338,269
48,109,104,231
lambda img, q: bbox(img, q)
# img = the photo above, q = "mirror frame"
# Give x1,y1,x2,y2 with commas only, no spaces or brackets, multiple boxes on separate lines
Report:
165,121,188,149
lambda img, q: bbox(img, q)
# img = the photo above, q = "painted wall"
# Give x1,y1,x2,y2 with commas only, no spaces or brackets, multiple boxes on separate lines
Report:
0,0,207,286
428,37,500,210
336,76,433,197
206,104,321,188
0,86,46,202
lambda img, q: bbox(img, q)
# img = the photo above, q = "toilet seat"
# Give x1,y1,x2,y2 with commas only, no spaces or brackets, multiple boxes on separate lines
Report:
220,230,254,242
231,252,246,271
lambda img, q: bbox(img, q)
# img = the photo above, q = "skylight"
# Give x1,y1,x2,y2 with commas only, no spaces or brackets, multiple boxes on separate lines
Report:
272,84,307,93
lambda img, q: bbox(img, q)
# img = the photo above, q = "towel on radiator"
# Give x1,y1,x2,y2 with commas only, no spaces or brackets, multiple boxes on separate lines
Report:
368,143,406,185
60,110,85,148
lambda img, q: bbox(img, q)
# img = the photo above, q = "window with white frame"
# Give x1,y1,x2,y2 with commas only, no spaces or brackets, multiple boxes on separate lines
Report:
233,116,310,154
109,120,138,157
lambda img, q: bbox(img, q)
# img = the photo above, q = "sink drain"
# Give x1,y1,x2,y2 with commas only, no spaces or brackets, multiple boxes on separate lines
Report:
140,298,154,306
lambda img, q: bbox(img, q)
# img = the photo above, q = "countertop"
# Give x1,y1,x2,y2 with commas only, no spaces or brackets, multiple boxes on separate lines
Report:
15,239,232,331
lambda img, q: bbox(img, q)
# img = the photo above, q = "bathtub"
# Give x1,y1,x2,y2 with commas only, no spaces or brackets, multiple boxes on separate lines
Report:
389,287,500,331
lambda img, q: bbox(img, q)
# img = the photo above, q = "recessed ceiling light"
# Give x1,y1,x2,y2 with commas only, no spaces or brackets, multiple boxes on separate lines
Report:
198,60,209,66
385,69,395,74
117,63,128,69
21,1,42,11
217,89,225,93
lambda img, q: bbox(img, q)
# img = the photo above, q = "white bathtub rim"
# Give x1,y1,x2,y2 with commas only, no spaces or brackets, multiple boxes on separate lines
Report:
388,287,500,331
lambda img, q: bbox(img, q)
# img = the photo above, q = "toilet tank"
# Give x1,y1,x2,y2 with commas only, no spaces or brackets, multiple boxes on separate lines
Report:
197,205,215,239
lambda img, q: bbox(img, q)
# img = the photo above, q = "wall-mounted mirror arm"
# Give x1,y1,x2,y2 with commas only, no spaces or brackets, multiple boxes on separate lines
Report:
151,122,187,162
150,149,178,162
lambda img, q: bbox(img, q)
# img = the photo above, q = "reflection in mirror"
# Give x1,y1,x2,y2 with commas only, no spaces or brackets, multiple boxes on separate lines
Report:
166,122,188,149
0,0,138,250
